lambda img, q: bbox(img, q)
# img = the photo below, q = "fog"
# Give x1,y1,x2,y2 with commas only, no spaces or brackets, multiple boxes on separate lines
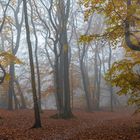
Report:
0,0,139,139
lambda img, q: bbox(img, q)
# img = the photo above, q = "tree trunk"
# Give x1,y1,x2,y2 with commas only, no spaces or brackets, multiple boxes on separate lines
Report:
108,45,113,111
63,43,73,118
8,64,15,110
15,79,26,109
13,91,19,109
23,0,41,128
54,52,63,115
0,64,6,84
30,0,42,112
93,47,98,110
60,27,73,118
80,61,92,111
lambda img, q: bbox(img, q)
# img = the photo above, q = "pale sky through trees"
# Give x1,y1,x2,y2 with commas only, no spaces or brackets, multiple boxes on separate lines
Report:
0,0,140,138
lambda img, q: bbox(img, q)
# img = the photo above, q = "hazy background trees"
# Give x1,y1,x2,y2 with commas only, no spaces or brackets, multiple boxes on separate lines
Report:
0,0,136,127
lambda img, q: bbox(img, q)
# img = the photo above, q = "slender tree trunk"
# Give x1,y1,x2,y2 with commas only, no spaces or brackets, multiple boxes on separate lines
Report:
96,59,101,110
108,45,113,111
23,0,41,128
93,60,97,109
29,0,42,112
80,61,92,111
13,91,19,109
0,64,6,84
8,64,15,110
70,64,74,109
7,0,23,110
15,79,26,109
110,86,113,111
93,46,99,110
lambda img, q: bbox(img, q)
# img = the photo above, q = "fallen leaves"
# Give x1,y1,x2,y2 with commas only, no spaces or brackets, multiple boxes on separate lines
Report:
0,109,139,140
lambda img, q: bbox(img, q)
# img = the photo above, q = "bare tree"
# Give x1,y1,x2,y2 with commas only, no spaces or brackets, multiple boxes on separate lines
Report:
23,0,41,128
7,0,24,110
29,0,42,112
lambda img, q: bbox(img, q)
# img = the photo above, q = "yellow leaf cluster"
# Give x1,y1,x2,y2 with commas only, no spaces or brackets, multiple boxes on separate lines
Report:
79,35,95,43
81,0,140,47
105,57,140,111
0,52,22,67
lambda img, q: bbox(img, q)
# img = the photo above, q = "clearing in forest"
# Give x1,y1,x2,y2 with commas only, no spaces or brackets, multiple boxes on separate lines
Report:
0,109,139,140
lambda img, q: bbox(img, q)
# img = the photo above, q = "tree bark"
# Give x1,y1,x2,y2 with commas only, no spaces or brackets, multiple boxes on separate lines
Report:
23,0,41,128
30,0,42,112
0,64,6,84
125,0,140,51
14,79,26,109
8,64,14,110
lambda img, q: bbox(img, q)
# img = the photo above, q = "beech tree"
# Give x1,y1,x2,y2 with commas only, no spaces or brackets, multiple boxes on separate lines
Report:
0,0,11,87
23,0,41,128
81,0,140,50
80,0,140,110
7,0,24,110
34,0,73,118
105,49,140,113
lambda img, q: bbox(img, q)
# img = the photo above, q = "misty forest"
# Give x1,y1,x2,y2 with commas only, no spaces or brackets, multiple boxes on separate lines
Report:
0,0,140,139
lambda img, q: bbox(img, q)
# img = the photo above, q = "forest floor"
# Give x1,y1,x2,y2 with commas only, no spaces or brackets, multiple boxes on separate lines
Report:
0,109,139,140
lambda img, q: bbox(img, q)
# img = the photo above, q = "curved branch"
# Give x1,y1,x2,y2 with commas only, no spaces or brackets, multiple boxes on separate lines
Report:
125,0,140,51
0,0,11,33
